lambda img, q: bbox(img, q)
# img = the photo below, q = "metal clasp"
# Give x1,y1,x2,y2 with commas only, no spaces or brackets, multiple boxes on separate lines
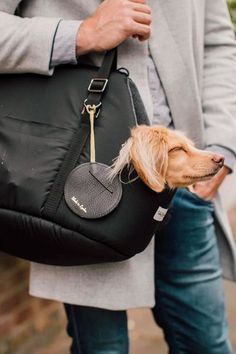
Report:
88,78,108,93
82,99,101,117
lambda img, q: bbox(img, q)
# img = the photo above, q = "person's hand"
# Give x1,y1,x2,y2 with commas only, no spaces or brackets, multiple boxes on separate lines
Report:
76,0,151,55
193,166,230,201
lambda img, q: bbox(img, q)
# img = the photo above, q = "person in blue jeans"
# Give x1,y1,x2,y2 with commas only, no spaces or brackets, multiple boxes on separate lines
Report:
2,0,235,353
64,190,232,354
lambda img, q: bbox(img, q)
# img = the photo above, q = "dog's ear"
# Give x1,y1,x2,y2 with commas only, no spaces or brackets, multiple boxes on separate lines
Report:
130,126,169,192
109,126,169,193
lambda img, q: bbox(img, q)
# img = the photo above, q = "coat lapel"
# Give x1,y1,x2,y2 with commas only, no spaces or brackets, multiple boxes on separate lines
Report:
148,0,204,146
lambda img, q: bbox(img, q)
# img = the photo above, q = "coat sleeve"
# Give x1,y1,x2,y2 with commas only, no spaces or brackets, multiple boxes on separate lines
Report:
0,1,61,75
203,0,236,158
50,20,82,67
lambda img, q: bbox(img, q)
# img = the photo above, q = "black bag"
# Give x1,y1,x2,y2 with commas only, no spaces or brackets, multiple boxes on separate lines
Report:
0,49,175,266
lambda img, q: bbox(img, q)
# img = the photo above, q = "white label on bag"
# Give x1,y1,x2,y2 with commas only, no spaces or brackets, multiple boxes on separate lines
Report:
153,206,168,222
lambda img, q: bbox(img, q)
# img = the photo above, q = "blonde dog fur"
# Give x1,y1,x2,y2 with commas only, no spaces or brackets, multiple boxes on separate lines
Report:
110,125,224,193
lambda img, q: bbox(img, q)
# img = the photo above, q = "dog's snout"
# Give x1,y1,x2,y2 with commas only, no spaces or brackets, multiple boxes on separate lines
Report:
212,154,224,167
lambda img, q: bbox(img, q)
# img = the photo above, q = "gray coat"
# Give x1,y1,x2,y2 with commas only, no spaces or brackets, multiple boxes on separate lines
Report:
0,0,236,309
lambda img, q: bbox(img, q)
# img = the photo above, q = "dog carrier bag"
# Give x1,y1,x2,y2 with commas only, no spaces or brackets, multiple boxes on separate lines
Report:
0,49,176,265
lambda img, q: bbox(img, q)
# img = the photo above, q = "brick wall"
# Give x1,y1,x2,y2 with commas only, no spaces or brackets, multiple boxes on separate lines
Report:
0,253,66,354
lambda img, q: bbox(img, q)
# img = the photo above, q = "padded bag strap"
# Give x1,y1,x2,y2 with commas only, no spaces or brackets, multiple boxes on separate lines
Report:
42,49,117,218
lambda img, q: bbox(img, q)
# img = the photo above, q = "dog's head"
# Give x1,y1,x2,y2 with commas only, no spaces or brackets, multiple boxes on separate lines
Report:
110,125,224,192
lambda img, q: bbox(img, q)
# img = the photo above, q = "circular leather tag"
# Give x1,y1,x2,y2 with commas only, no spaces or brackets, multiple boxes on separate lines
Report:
64,162,122,219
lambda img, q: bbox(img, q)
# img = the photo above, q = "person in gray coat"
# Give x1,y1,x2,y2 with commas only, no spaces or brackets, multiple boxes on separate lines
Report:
1,0,236,353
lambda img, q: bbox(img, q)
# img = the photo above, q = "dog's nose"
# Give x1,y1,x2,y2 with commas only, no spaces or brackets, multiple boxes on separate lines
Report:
212,154,224,167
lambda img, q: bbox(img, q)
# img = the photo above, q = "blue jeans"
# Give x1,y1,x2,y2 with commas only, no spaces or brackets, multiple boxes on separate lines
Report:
64,189,232,354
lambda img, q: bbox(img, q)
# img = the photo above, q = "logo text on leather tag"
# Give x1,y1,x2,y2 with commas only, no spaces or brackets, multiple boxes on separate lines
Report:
153,206,168,221
71,196,87,213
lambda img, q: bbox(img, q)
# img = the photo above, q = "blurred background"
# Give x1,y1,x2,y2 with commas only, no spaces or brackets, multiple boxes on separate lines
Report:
228,0,236,27
0,1,236,353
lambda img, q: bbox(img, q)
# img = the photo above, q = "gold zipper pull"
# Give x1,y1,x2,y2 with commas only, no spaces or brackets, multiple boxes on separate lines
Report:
85,104,97,163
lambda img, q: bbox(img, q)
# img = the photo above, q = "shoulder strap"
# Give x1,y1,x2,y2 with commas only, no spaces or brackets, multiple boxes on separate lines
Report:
43,48,118,219
84,48,117,107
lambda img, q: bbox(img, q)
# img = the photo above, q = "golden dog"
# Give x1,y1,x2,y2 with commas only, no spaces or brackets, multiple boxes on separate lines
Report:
109,125,224,193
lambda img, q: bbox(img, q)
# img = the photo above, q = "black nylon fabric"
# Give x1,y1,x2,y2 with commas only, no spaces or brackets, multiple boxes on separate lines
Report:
0,62,175,265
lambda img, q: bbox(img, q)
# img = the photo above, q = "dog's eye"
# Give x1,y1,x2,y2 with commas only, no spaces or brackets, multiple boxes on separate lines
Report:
169,146,185,153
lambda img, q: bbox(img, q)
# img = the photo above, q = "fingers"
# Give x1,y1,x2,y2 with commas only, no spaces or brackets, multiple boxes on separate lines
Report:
128,1,151,15
127,0,151,38
132,3,151,14
86,0,151,52
131,22,151,40
132,12,151,25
